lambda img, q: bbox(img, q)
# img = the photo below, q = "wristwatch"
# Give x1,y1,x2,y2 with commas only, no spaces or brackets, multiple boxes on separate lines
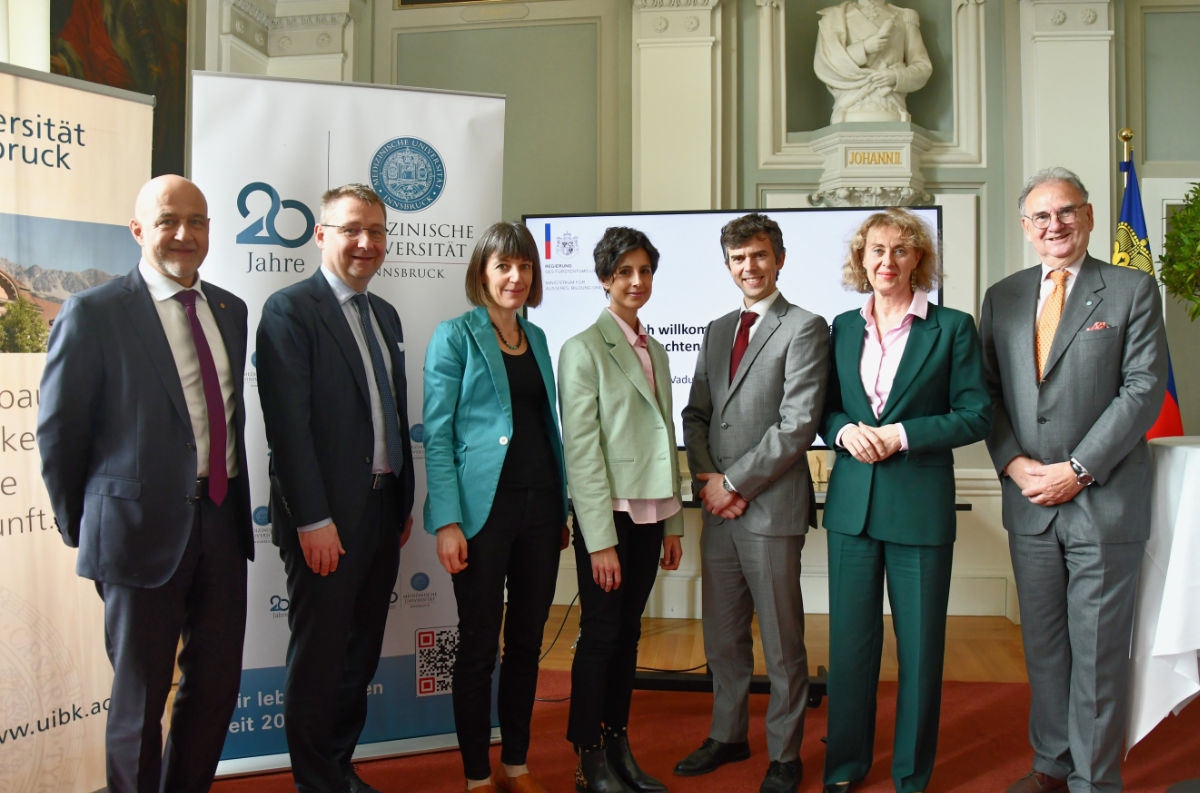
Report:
1069,457,1094,487
722,475,736,493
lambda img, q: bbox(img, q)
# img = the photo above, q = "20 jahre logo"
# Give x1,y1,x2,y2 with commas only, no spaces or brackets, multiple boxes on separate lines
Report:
370,137,446,212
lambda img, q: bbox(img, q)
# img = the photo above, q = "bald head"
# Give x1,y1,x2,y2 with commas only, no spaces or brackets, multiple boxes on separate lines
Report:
130,175,210,287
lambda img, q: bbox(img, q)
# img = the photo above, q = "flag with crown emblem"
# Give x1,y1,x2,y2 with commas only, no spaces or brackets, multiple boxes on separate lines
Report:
1113,157,1184,438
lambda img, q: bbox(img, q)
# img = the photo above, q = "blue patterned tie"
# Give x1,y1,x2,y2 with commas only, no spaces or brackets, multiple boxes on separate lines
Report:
351,293,405,477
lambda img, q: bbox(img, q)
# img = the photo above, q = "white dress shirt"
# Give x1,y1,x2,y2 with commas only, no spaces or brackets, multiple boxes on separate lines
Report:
297,266,399,533
139,260,237,478
1035,254,1085,316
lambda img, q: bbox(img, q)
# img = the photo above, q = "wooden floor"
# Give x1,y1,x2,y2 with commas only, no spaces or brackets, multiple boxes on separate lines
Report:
540,605,1028,683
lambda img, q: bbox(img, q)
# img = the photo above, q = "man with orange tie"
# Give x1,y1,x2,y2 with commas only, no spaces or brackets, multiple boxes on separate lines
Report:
980,167,1167,793
678,213,829,793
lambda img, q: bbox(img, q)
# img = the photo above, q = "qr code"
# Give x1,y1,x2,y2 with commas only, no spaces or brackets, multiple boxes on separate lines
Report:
416,626,458,696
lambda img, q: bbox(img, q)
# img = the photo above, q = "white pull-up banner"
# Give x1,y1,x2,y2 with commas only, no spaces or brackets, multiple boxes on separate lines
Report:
0,62,153,793
190,72,505,773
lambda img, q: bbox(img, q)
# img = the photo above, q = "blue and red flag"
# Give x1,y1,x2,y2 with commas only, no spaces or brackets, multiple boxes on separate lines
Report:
1112,157,1184,438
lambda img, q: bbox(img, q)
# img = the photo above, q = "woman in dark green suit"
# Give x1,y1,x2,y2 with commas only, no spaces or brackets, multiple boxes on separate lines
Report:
820,208,990,793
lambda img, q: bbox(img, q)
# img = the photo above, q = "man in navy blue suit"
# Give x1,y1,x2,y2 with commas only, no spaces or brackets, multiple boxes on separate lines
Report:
38,174,254,793
256,184,415,793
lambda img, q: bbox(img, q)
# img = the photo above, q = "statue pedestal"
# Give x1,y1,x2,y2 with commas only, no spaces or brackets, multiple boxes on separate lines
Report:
809,124,933,207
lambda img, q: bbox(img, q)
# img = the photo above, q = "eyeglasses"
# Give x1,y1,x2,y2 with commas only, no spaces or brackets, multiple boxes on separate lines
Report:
322,224,386,242
1022,205,1082,230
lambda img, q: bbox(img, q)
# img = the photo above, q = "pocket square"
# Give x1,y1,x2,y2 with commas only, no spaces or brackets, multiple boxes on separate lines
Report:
1086,321,1109,331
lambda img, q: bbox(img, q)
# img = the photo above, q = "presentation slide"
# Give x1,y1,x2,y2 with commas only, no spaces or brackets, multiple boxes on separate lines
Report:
524,206,941,448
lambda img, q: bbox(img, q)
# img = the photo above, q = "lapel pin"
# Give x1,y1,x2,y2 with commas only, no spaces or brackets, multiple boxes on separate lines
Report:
1085,300,1093,306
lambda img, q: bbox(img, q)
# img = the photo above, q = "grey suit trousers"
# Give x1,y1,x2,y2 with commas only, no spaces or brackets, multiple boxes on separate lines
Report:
1009,525,1143,793
701,526,808,762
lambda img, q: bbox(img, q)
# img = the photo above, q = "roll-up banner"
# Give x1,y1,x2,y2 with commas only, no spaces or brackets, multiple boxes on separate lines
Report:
190,72,505,773
0,62,153,793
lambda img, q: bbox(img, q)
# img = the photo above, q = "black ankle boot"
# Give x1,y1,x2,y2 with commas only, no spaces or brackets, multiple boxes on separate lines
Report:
576,745,635,793
603,727,667,793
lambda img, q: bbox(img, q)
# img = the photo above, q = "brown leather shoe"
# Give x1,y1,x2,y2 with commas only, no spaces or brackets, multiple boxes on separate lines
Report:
1005,770,1068,793
492,770,549,793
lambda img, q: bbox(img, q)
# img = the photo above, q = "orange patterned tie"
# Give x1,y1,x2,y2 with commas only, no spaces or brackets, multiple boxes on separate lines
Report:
1036,269,1069,381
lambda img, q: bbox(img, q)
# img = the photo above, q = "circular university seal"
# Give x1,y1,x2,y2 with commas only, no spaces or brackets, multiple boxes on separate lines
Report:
370,137,447,212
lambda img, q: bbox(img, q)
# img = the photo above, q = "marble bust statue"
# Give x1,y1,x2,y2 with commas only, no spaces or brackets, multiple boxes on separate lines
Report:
813,0,932,124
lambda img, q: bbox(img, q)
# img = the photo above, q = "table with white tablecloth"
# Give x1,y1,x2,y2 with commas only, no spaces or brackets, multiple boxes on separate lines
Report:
1127,436,1200,751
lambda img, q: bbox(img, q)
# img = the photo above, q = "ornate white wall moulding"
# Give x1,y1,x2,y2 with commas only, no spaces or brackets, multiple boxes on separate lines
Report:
228,0,349,58
757,0,987,170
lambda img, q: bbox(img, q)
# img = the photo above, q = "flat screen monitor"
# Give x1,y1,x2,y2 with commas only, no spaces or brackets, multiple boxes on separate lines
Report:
523,206,942,448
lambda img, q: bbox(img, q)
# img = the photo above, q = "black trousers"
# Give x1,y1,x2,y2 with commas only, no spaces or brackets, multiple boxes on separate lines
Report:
99,484,247,793
450,486,561,781
567,512,664,748
281,481,402,793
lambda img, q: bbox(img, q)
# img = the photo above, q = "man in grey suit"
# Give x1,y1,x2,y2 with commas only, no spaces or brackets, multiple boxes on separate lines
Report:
980,167,1167,793
678,213,829,793
38,175,254,793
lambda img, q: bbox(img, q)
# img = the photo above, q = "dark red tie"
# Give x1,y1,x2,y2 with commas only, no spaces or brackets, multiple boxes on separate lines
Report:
173,290,228,505
729,310,758,383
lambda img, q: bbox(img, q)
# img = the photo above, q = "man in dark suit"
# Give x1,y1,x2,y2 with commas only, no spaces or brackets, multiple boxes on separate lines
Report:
678,213,829,793
981,167,1167,793
38,174,254,793
256,183,415,793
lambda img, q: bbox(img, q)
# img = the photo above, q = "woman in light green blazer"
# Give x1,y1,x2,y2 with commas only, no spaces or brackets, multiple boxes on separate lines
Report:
558,227,683,793
820,209,990,793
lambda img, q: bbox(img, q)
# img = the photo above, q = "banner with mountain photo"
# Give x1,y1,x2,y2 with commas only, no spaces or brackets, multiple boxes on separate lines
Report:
0,62,152,792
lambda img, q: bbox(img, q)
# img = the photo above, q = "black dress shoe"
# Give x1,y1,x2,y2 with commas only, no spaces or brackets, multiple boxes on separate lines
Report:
577,746,635,793
346,768,384,793
673,738,751,776
604,732,667,792
760,760,802,793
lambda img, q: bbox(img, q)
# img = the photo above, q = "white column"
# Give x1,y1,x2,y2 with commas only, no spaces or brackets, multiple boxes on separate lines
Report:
2,0,50,70
632,0,725,210
1019,0,1116,260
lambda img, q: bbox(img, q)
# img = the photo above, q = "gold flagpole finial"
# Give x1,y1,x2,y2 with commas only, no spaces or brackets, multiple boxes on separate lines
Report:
1118,128,1134,186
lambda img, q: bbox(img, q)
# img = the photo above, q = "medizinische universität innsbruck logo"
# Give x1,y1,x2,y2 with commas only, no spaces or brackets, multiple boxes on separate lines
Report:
370,137,446,212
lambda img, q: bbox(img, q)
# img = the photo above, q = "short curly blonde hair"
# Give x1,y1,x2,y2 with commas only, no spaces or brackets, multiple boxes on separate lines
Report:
842,208,940,294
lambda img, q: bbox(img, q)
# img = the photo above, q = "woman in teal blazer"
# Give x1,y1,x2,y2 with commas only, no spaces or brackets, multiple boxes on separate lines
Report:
820,209,990,793
558,227,683,793
423,222,568,793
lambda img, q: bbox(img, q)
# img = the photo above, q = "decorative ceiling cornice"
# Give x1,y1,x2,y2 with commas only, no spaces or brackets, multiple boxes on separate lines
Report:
635,0,716,9
231,0,348,30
